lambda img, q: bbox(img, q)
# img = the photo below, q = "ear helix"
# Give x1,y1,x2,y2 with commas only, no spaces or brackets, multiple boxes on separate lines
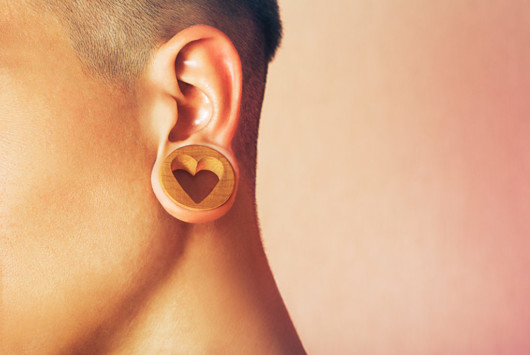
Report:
154,144,238,223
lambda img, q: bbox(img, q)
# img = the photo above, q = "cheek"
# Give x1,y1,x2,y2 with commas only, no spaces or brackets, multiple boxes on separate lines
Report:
0,72,179,351
0,72,104,226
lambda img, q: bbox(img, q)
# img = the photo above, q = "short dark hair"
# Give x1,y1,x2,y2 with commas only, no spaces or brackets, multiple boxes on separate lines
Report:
30,0,283,185
32,0,282,84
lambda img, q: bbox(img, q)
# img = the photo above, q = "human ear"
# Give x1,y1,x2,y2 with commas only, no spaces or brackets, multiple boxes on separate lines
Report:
145,25,242,223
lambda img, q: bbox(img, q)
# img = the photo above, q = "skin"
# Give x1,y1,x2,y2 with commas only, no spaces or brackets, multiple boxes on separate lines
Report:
0,3,305,354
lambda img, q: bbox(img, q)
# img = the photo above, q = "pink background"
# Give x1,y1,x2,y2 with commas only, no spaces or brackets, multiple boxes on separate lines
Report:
256,1,530,354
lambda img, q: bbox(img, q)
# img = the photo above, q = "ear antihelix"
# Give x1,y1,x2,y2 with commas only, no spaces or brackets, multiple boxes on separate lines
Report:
172,26,242,148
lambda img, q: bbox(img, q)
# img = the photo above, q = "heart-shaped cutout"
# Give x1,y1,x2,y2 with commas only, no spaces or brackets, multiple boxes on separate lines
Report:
172,169,220,204
160,146,235,210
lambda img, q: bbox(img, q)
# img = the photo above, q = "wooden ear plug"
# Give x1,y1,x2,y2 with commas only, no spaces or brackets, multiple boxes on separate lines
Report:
159,145,236,211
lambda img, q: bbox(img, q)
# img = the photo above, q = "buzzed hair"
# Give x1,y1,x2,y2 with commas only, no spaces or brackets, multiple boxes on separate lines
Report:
32,0,282,83
30,0,283,184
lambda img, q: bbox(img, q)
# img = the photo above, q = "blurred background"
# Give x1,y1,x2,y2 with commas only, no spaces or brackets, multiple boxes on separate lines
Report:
256,0,530,354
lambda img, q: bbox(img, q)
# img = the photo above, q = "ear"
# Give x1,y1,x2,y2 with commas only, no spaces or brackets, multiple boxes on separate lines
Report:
145,25,242,223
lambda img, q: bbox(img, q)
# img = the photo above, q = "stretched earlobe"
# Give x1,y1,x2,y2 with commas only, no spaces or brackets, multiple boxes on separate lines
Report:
152,144,238,223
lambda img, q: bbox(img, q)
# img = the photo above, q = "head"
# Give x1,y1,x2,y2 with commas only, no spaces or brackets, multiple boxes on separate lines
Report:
0,0,281,352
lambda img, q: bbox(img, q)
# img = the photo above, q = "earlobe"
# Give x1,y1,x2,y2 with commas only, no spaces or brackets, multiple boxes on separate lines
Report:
152,142,239,224
145,25,242,223
158,144,237,214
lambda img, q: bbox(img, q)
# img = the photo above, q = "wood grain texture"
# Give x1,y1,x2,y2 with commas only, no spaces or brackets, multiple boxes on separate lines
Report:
159,145,235,211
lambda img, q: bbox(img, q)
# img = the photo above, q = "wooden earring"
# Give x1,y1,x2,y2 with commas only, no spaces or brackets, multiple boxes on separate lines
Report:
159,145,236,211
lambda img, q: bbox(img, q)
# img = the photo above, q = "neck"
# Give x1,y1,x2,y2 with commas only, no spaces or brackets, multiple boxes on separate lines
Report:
100,179,305,354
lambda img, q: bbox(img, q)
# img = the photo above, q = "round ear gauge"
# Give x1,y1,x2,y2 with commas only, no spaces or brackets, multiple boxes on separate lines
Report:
159,145,236,211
